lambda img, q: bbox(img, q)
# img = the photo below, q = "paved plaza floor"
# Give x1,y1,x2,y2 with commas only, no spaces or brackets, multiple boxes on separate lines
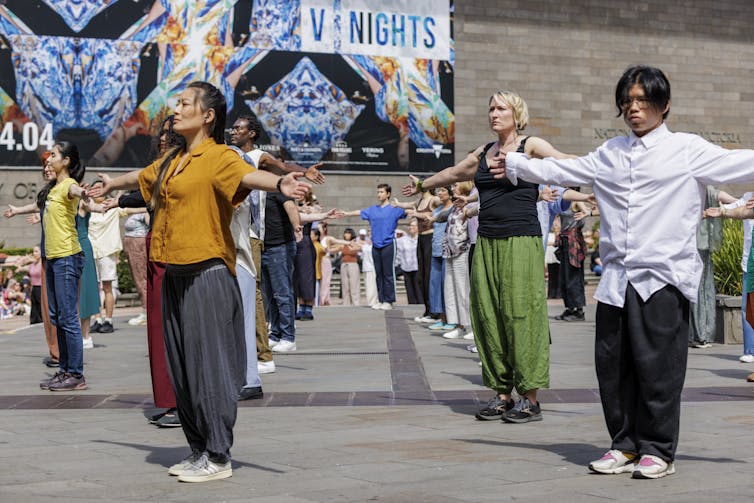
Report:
0,298,753,502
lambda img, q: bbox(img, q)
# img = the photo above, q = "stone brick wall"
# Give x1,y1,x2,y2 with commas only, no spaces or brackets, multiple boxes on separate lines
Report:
454,0,754,160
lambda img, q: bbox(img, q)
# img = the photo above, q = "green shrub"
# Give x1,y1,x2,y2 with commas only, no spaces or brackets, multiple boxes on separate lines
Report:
712,218,744,296
117,250,135,293
0,247,33,256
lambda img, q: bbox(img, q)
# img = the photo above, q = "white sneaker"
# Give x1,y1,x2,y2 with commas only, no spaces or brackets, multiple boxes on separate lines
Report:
691,341,713,348
588,449,637,474
82,337,94,349
740,354,754,363
463,330,475,340
442,328,462,339
467,345,478,353
371,303,383,310
415,315,436,324
272,340,296,353
258,361,276,374
631,454,675,479
268,338,279,349
177,453,232,483
168,450,203,476
128,312,147,326
379,302,393,310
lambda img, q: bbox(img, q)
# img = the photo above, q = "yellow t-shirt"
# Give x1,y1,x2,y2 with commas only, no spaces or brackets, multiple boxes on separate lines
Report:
138,138,255,275
43,177,82,259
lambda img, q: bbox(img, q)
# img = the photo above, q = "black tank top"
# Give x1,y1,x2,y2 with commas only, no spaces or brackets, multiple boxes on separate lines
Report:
473,138,542,239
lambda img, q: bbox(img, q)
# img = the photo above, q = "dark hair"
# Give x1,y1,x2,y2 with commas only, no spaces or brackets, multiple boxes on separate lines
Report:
37,142,84,209
237,114,263,141
151,115,186,158
311,228,321,240
615,65,671,120
188,81,227,144
150,82,226,211
56,141,85,183
377,183,391,195
36,152,53,210
343,227,356,240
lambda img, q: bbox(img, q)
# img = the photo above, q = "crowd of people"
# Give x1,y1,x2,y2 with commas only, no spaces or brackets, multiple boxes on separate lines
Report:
2,64,754,484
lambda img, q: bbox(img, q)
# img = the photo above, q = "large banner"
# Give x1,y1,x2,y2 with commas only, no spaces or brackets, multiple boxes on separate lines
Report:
0,0,454,171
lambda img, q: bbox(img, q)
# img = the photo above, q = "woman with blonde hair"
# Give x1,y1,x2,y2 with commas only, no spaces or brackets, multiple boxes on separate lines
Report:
403,90,573,423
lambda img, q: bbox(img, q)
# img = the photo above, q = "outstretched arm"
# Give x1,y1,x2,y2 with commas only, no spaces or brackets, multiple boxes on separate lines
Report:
240,171,310,200
298,208,344,223
402,148,484,196
89,171,142,198
259,153,325,184
704,205,754,220
4,203,40,217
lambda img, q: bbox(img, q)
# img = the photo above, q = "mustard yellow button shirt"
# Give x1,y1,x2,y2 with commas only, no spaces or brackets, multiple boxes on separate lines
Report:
138,138,254,275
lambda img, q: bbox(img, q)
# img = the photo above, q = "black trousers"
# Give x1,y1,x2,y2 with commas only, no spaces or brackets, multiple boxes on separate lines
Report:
547,263,561,299
403,270,423,304
595,283,689,462
559,236,585,309
30,285,43,324
417,233,433,316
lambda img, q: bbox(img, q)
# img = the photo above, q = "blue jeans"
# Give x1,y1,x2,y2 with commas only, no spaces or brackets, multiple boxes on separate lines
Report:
429,256,445,315
743,273,754,355
46,253,85,375
261,241,296,342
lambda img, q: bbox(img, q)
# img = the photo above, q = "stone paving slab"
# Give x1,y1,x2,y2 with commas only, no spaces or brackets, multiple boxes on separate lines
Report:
0,299,753,502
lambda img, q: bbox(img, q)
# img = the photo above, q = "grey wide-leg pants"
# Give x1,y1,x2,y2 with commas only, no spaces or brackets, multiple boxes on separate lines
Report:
162,259,246,463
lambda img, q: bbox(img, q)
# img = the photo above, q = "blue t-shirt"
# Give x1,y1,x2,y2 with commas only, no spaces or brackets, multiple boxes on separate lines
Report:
360,204,406,248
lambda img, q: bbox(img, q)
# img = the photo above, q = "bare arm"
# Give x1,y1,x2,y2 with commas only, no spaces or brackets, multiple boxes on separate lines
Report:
391,197,417,210
704,205,754,220
283,199,303,232
524,136,577,160
402,147,484,196
4,203,40,217
298,208,343,223
716,190,738,205
89,170,142,197
259,153,325,184
240,171,310,200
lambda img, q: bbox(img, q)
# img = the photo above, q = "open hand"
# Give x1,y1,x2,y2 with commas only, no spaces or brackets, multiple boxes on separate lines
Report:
402,174,420,197
280,172,311,200
305,163,326,184
703,207,722,219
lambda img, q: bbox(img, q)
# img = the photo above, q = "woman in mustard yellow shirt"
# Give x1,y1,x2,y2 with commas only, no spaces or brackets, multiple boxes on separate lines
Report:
92,81,308,483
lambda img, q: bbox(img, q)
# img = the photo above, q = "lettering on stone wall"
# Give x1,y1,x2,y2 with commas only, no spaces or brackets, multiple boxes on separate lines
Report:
12,182,38,201
593,128,742,145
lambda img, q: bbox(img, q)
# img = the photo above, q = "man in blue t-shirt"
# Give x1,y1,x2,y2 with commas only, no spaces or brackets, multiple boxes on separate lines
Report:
344,184,406,309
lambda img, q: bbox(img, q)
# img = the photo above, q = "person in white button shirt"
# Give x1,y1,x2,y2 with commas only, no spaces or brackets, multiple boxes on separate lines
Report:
498,65,754,479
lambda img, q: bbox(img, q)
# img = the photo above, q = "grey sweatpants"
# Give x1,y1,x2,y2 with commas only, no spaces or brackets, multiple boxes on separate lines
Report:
162,260,246,463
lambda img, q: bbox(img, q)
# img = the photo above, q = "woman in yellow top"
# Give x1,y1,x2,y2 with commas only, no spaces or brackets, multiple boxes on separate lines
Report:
38,142,89,392
92,81,309,483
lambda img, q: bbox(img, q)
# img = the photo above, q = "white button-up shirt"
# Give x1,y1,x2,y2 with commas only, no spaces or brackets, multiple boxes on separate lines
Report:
507,123,754,307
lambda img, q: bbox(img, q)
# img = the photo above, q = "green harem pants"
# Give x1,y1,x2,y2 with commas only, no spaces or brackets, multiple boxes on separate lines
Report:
470,235,550,395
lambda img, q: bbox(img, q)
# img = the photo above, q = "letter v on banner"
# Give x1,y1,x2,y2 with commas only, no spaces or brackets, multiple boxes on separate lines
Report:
310,7,325,41
301,0,450,60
